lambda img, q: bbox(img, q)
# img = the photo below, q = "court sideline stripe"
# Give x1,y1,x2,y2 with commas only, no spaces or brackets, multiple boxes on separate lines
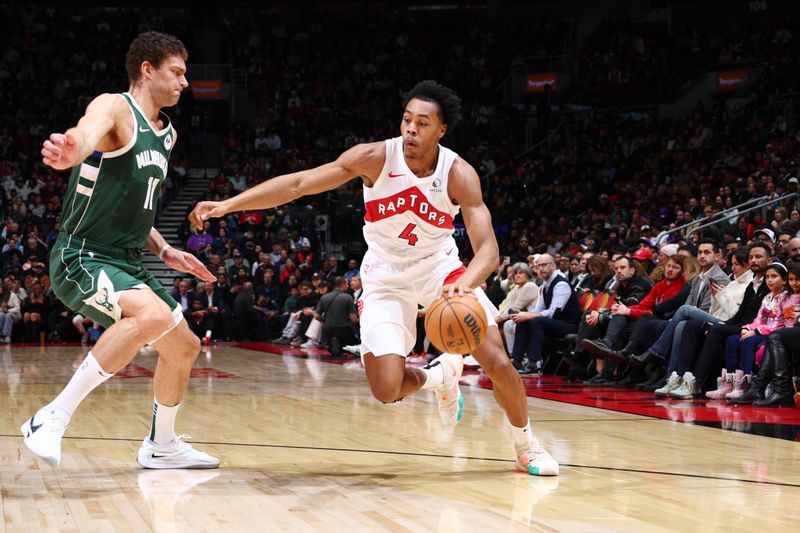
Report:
6,433,799,488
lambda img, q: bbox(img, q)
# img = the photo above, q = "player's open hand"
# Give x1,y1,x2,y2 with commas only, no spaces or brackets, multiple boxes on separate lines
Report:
162,247,217,282
439,282,475,299
42,132,79,170
189,201,228,230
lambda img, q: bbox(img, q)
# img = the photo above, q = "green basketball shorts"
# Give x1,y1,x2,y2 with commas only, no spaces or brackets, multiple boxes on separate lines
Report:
50,232,181,330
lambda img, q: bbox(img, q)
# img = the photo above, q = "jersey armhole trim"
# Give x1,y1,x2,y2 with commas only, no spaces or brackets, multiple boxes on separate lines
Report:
103,94,137,159
365,138,395,190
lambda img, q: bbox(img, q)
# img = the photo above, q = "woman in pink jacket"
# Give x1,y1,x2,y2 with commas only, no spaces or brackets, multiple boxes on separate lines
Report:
723,262,800,399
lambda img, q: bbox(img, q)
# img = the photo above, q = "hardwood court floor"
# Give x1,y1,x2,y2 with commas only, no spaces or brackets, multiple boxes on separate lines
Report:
2,342,799,532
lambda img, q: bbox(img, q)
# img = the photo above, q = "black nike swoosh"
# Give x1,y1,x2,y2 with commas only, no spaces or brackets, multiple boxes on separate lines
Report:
150,453,168,458
30,414,43,434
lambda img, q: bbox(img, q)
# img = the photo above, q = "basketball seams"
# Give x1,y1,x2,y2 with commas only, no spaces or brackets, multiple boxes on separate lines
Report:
424,295,488,354
447,301,475,352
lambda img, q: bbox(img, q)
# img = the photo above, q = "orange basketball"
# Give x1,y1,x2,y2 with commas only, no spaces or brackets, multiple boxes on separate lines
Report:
424,294,488,355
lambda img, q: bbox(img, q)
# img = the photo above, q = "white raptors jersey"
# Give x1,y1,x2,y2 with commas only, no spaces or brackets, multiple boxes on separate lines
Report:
363,137,460,261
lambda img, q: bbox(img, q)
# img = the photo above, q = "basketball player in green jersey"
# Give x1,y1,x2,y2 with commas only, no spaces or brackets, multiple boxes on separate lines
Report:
20,32,219,469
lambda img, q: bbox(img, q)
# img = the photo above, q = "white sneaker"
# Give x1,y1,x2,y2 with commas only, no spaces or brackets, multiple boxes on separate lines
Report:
655,371,682,397
342,344,361,356
428,353,464,428
20,407,71,467
669,372,700,400
137,434,220,469
515,438,559,476
463,354,481,369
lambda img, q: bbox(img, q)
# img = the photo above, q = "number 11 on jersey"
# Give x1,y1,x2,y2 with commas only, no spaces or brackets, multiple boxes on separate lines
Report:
398,223,419,246
144,177,160,210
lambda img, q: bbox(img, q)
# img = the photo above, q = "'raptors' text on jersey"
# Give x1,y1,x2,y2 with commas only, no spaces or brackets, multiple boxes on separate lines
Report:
363,137,460,260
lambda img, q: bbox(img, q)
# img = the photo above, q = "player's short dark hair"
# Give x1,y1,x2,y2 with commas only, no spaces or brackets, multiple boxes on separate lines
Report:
126,31,188,84
403,80,462,132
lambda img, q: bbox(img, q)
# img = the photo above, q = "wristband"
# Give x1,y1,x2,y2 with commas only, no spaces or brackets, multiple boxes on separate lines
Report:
158,243,172,260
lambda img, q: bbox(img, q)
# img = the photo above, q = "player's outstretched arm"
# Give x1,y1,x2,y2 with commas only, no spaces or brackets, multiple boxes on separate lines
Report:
41,93,123,170
189,142,385,229
443,158,500,297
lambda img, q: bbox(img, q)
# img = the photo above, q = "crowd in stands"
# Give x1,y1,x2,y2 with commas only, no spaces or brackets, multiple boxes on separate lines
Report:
0,5,800,408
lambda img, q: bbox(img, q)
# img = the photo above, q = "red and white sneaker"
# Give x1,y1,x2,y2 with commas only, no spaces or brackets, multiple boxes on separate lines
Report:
515,438,559,476
427,353,464,428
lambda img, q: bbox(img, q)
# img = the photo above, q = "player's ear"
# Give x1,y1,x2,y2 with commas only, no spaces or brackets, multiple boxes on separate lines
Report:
439,124,447,139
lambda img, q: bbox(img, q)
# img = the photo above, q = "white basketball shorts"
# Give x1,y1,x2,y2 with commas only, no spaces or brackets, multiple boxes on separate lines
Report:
358,247,498,357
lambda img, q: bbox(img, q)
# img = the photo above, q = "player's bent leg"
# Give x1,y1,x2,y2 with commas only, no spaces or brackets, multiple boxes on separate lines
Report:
362,352,416,403
20,288,173,468
472,327,528,425
472,326,559,476
94,289,175,373
137,320,219,470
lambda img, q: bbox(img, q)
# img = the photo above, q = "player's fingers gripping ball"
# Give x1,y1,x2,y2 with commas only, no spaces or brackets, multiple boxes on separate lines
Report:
424,294,488,355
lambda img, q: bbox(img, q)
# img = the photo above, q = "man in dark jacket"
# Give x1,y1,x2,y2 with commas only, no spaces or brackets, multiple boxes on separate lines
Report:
580,256,652,386
314,276,358,357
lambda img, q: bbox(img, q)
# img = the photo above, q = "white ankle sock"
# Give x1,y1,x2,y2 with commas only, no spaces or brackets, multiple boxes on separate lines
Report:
420,361,445,390
509,418,533,451
47,351,113,417
149,399,180,445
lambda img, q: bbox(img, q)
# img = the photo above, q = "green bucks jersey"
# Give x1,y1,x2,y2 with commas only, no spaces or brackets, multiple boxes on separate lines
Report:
60,92,175,249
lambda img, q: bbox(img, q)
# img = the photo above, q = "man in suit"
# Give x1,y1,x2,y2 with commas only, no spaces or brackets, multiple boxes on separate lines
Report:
171,279,196,316
196,281,231,341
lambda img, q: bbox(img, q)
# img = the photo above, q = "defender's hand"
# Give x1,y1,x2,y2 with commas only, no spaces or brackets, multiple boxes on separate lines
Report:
162,248,216,282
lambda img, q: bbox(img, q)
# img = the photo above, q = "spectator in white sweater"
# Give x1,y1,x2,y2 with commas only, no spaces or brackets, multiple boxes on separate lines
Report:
496,263,539,352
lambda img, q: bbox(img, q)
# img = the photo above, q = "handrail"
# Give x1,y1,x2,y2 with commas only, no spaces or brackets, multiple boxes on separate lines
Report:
685,193,799,240
482,119,564,188
660,194,785,240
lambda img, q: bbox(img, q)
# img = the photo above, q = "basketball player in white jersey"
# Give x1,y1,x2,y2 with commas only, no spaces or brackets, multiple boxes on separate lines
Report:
189,81,558,476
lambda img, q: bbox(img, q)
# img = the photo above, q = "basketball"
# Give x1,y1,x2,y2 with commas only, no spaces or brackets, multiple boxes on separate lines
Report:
424,294,488,355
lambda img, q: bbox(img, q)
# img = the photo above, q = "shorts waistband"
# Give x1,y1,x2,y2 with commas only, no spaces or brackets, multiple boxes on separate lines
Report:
56,232,141,260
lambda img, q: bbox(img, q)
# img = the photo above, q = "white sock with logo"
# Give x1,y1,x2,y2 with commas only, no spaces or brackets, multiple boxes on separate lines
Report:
47,351,113,417
148,399,180,445
509,418,534,453
420,360,445,390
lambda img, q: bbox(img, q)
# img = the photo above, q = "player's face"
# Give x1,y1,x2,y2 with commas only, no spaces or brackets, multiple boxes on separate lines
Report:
148,55,188,107
401,98,447,160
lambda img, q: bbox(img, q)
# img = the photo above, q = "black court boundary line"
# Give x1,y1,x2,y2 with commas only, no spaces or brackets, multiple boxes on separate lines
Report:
6,433,799,488
236,346,800,441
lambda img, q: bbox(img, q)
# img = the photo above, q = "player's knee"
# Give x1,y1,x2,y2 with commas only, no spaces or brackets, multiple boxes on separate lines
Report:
477,347,513,376
135,308,173,342
180,331,201,360
370,382,402,404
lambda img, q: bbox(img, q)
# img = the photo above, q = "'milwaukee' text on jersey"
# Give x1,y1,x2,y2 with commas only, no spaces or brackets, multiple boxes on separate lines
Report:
60,92,175,250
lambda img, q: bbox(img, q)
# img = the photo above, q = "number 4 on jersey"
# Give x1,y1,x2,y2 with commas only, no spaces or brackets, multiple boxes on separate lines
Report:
398,223,419,246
